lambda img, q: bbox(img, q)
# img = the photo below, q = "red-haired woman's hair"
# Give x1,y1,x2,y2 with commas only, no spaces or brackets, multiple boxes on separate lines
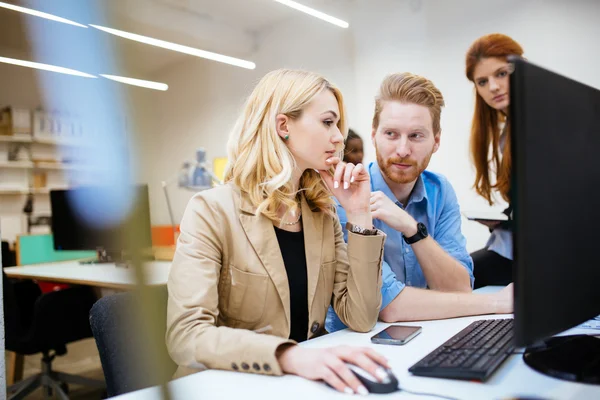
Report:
466,33,523,205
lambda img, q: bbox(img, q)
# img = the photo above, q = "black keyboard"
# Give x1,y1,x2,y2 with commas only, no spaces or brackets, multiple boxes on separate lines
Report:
409,318,514,382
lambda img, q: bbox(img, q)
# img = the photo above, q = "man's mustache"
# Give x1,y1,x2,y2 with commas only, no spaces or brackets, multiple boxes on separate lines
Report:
386,157,417,167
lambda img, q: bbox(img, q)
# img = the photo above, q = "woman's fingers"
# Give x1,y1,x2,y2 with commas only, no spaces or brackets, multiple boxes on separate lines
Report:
326,358,365,395
347,352,387,384
363,347,391,369
351,163,364,183
342,163,355,189
332,160,346,189
320,367,353,395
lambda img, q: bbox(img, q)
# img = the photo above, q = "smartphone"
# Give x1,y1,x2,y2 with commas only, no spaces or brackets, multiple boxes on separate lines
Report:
370,325,422,345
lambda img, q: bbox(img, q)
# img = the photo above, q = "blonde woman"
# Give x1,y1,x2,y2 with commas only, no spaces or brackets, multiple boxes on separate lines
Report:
166,69,389,395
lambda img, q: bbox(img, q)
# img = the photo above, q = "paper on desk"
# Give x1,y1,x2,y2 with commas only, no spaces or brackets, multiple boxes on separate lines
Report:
578,315,600,330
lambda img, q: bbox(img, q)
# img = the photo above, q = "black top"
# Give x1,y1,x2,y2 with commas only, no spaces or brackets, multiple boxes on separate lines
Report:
274,226,309,343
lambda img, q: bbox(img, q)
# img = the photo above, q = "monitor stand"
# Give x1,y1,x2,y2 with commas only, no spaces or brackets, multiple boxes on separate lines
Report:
523,335,600,384
79,248,122,265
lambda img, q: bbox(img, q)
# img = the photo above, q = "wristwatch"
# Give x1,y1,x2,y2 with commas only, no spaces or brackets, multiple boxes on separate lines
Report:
403,222,428,244
346,222,378,236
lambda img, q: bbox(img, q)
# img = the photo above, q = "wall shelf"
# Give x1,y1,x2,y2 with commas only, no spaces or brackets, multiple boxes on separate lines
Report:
0,135,87,146
0,187,68,195
0,136,32,143
0,160,35,168
0,160,94,171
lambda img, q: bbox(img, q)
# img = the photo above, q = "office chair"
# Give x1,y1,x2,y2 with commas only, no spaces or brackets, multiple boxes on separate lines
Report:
3,271,105,399
89,287,176,397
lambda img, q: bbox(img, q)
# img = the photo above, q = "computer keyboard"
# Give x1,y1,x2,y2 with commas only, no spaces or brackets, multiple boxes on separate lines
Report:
409,318,514,382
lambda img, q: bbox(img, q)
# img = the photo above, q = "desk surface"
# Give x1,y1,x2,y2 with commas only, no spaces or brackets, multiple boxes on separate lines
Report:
3,261,170,289
112,287,600,400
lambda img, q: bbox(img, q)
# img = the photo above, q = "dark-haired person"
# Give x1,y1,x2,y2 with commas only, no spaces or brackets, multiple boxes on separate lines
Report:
343,129,364,165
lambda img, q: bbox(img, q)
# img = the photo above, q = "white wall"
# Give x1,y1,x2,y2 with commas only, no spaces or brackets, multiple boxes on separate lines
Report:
138,0,600,250
347,0,600,251
146,14,356,226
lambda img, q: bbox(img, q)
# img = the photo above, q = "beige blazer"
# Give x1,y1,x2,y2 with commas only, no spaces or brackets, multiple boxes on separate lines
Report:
166,184,385,378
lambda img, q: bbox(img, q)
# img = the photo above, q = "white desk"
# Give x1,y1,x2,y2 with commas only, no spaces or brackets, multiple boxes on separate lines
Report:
112,289,600,400
3,261,170,289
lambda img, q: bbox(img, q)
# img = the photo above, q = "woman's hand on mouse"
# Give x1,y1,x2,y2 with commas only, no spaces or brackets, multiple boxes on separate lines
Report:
277,344,390,395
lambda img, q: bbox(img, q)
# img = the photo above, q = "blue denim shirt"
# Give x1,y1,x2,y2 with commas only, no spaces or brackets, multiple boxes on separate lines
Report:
326,162,474,332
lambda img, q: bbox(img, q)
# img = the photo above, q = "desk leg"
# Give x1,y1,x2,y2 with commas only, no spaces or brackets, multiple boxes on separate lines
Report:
6,351,24,385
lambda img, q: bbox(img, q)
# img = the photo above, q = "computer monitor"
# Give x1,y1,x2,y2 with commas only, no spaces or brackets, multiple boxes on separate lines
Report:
50,185,153,262
510,57,600,383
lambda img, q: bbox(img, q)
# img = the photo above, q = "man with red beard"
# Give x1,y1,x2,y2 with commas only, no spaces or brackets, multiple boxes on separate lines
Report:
326,73,514,331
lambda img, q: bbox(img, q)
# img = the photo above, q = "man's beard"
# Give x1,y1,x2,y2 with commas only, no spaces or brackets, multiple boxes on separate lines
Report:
376,148,433,184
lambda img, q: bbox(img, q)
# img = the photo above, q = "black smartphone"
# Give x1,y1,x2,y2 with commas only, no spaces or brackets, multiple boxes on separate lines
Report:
370,325,422,345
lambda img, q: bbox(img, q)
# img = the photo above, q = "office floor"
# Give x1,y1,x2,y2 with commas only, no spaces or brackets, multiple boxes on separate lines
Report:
5,338,106,399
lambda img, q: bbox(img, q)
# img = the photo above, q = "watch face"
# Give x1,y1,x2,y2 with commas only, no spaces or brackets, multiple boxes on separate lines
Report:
418,222,428,236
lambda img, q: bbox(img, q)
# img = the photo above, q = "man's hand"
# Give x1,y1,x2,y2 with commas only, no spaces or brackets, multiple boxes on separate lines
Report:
370,191,418,235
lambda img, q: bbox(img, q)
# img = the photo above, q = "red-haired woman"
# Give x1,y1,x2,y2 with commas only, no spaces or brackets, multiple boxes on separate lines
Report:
465,33,524,289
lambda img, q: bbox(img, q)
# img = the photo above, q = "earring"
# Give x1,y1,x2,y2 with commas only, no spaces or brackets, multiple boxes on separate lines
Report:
284,135,289,140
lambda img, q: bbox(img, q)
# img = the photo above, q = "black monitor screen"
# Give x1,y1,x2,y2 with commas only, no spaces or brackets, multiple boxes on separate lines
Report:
50,185,153,254
511,57,600,346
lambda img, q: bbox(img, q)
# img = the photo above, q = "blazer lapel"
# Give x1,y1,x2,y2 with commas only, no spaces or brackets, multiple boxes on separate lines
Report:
238,192,291,327
301,195,324,313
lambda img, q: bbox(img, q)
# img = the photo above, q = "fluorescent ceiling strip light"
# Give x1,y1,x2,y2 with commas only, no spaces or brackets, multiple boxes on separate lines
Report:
0,1,87,28
274,0,349,28
101,74,168,91
89,24,256,70
0,56,96,78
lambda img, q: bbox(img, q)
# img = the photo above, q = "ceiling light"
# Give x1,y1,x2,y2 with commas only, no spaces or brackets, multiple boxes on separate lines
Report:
0,56,95,78
90,24,256,70
274,0,349,28
101,74,168,91
0,1,86,28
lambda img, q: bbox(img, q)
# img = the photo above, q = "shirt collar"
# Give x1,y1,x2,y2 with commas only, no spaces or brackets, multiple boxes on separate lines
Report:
369,162,428,207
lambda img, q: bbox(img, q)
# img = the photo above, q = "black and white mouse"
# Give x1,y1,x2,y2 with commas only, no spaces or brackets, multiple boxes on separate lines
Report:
346,363,400,394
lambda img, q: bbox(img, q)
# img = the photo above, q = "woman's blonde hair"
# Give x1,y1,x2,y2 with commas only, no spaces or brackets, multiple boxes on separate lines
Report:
224,69,347,223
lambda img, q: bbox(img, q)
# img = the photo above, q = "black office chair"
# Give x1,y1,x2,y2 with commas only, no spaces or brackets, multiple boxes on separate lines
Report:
89,287,176,397
3,271,106,399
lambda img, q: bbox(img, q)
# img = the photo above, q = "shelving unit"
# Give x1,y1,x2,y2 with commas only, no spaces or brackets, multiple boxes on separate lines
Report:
0,132,96,197
0,160,96,171
0,186,69,195
0,135,87,146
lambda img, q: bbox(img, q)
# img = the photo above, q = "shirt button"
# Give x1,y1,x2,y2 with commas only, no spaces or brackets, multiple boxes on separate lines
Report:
231,363,239,371
405,248,409,254
310,322,320,333
253,362,260,371
263,363,271,372
241,362,249,370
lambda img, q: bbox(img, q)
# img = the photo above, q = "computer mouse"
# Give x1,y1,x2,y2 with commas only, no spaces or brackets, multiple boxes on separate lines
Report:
345,363,399,394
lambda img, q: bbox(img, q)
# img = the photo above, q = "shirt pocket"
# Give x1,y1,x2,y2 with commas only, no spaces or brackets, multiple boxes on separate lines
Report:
224,264,269,324
320,260,337,309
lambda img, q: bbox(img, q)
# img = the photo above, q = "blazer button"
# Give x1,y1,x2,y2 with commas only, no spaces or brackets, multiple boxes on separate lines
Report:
263,363,271,372
241,362,250,370
311,322,320,334
231,363,239,371
253,363,260,371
